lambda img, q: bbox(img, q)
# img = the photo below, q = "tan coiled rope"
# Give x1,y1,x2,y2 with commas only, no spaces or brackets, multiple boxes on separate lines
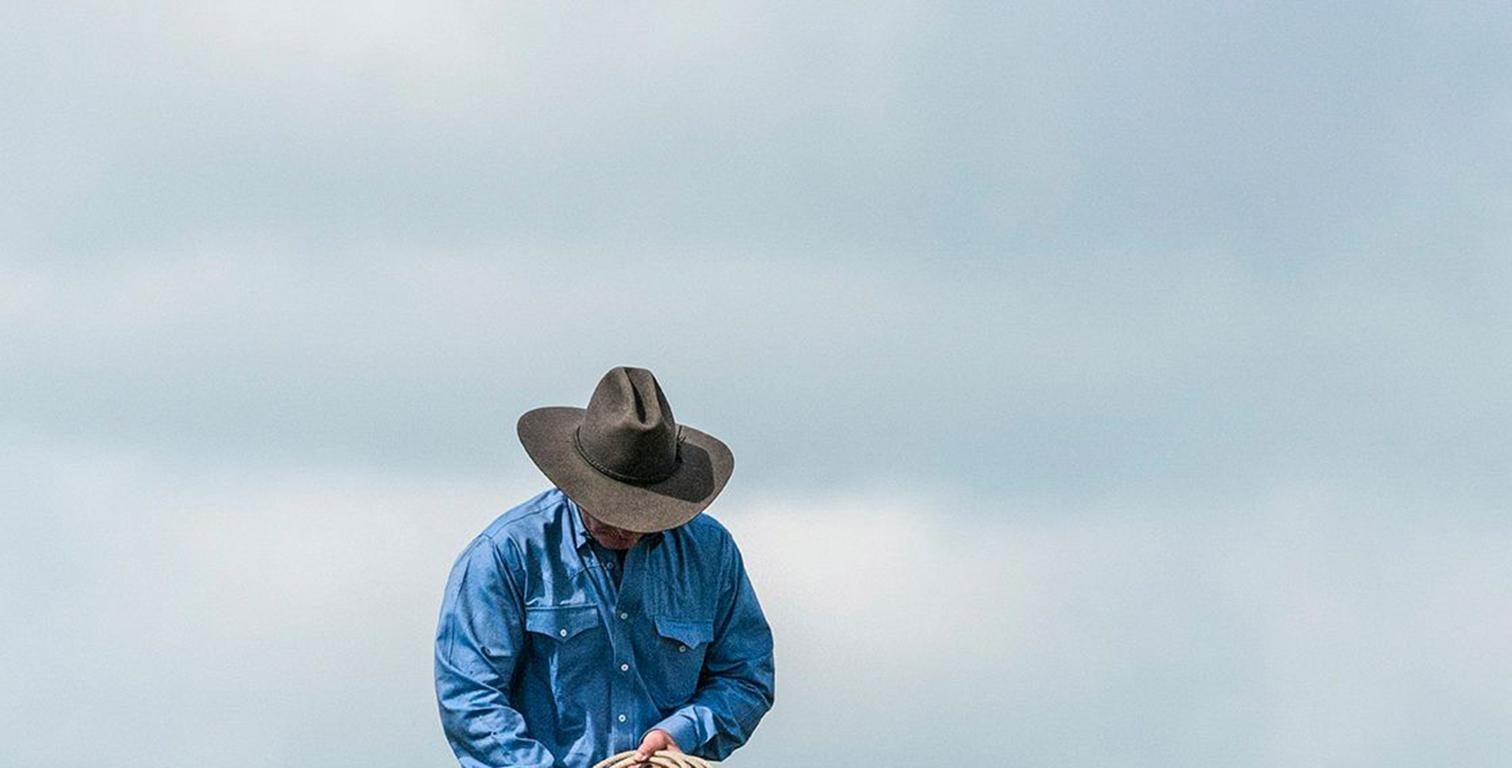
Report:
591,750,714,768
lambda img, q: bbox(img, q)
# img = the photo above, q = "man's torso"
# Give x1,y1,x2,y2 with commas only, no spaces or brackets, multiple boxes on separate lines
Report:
466,487,736,763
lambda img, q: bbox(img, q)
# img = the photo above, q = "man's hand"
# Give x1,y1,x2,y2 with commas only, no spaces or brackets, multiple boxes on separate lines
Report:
634,729,681,763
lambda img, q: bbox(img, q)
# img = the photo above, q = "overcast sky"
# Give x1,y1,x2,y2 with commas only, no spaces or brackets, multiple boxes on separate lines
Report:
3,2,1510,767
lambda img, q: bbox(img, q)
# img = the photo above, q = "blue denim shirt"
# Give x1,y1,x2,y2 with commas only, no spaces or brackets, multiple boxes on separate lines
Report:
434,488,776,767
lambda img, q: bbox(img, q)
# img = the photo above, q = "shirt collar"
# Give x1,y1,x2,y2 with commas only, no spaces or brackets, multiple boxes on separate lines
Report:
564,492,593,552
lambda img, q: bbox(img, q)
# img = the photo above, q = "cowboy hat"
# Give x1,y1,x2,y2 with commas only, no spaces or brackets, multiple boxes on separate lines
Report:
517,366,735,533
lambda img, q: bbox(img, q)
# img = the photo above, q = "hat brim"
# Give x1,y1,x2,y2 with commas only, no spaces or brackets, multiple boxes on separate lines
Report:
516,406,735,533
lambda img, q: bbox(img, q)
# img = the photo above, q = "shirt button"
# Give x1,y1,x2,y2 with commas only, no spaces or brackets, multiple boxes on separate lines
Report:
619,612,629,620
620,663,630,672
605,561,614,569
618,714,627,723
679,645,688,653
558,629,568,637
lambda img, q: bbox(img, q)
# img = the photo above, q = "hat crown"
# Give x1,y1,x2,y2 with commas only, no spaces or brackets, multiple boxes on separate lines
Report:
576,366,681,484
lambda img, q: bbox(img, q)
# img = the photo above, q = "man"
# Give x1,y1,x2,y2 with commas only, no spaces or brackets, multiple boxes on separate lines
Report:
434,366,775,767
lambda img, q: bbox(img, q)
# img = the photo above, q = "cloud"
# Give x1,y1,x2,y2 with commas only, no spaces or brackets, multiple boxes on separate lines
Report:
727,487,1512,766
3,0,1507,502
4,2,1507,261
3,2,1510,765
5,446,1509,767
3,247,1507,511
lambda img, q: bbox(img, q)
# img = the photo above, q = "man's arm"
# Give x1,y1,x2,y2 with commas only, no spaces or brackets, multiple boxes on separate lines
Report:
434,535,557,768
646,536,776,761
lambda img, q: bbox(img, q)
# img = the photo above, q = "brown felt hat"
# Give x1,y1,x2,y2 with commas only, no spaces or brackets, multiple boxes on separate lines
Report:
517,366,735,533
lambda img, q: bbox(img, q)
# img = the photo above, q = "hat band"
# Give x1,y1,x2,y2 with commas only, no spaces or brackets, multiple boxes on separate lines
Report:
573,425,684,486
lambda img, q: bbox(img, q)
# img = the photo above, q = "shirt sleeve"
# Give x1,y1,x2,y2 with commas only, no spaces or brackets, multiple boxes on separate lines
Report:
648,535,776,761
434,535,557,768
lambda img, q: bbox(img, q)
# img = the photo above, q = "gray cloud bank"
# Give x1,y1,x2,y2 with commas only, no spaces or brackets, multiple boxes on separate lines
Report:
5,454,1509,767
4,247,1507,509
3,1,1507,504
3,1,1510,766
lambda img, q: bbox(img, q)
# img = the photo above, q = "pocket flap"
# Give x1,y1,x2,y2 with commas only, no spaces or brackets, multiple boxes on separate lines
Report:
653,616,715,649
525,605,600,640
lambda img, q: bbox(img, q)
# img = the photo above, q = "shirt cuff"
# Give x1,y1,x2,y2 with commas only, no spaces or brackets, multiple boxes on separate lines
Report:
648,711,703,754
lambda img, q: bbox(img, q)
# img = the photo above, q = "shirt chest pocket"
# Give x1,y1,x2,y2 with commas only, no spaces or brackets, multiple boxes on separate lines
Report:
646,616,715,708
524,605,603,679
525,604,600,640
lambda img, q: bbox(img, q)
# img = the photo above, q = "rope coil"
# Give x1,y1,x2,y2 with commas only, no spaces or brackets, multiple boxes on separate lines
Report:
591,750,714,768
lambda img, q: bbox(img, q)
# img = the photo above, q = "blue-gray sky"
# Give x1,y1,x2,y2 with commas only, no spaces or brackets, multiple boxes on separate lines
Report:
3,2,1509,767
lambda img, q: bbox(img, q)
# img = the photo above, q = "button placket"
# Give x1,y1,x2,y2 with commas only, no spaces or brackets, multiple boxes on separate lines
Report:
605,538,651,750
605,595,637,749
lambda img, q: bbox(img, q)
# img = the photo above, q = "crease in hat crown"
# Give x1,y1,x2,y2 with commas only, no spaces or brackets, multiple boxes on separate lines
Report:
572,366,683,485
